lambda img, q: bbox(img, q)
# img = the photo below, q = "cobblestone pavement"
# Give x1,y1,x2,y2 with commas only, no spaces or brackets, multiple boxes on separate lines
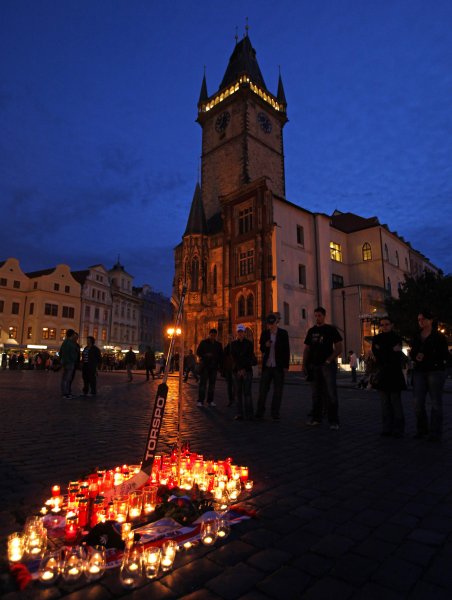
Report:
1,368,452,599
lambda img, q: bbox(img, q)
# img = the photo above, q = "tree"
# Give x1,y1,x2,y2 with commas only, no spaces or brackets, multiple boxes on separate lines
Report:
385,271,452,341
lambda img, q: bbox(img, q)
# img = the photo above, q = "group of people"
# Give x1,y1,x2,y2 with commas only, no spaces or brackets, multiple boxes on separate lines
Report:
185,306,449,442
59,329,102,399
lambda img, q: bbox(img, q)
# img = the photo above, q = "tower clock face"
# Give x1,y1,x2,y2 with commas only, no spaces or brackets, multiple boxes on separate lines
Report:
215,111,231,133
257,112,272,133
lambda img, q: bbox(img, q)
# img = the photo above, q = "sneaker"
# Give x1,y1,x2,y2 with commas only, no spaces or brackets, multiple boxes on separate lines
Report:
329,423,340,431
197,402,203,407
208,402,217,407
307,420,321,426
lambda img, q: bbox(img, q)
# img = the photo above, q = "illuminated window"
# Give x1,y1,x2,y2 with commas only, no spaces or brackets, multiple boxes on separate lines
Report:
296,225,304,246
332,274,344,289
246,294,254,316
60,328,67,340
239,250,254,276
12,302,20,315
62,306,75,319
298,264,306,287
42,327,49,339
330,242,342,262
238,295,245,317
101,328,107,341
93,327,98,340
48,328,56,340
13,280,20,289
44,303,58,316
362,243,372,261
9,326,17,338
238,207,253,234
27,326,32,339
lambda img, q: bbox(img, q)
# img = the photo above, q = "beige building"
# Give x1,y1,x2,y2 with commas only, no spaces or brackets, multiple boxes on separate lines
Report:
0,258,31,347
72,265,112,349
108,261,140,351
173,35,439,364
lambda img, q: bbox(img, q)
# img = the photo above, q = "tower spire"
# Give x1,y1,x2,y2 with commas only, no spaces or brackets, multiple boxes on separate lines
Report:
198,67,208,104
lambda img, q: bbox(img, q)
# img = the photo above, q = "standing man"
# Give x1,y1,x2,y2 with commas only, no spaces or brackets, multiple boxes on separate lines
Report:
255,313,290,421
144,347,156,381
348,350,358,383
59,329,78,399
303,307,343,430
81,336,102,396
230,324,255,420
196,328,223,407
410,310,449,441
125,347,136,382
183,349,199,382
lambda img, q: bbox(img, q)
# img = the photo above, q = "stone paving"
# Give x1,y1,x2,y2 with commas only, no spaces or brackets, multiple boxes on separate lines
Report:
1,368,452,599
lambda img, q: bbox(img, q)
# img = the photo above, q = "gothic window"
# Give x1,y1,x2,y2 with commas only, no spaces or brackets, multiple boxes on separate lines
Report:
246,293,254,316
386,277,392,296
395,250,399,267
238,206,253,234
330,242,342,262
238,295,245,317
202,259,207,292
212,265,217,294
362,242,372,261
239,250,254,276
384,244,389,261
191,256,199,291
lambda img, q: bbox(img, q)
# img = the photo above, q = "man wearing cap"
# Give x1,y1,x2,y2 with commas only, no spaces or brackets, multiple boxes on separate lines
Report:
303,307,343,430
255,313,290,421
196,328,223,407
230,324,255,420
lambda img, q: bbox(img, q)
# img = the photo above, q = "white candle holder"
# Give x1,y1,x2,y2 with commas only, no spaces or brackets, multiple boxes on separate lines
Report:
61,545,86,583
161,540,177,571
200,519,218,546
86,545,106,581
38,551,61,585
7,532,25,563
143,546,161,579
25,525,47,559
119,545,143,588
217,517,231,539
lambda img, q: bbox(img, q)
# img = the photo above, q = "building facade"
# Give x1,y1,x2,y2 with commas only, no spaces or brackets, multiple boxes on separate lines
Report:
173,35,438,362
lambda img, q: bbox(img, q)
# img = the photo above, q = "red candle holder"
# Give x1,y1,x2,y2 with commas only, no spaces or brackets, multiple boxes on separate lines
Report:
65,516,78,543
51,485,61,497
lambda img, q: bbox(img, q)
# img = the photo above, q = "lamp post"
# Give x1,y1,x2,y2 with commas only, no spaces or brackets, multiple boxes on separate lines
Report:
166,325,184,485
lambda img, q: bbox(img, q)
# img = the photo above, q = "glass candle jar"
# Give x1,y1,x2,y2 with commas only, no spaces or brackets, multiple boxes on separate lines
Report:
128,491,143,520
7,532,25,562
142,485,158,516
113,496,128,524
161,540,178,571
143,547,161,579
61,545,86,583
200,519,218,546
38,551,61,585
119,545,143,588
86,545,106,581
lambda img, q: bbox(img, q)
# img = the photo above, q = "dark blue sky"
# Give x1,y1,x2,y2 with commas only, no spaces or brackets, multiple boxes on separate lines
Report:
1,0,451,296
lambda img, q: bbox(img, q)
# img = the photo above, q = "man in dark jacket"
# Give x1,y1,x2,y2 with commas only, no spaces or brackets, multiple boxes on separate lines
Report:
255,314,290,421
230,324,255,420
196,328,223,407
59,329,78,399
81,336,102,396
125,347,136,382
144,347,156,381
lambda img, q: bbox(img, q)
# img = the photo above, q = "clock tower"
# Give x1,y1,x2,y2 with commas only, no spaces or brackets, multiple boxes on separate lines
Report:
197,34,288,222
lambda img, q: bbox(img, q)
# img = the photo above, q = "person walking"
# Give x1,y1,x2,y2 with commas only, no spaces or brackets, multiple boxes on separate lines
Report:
144,347,156,381
196,328,223,407
371,317,406,437
59,329,78,399
255,313,290,421
348,350,358,383
303,307,343,430
125,347,136,382
81,336,102,396
230,324,255,420
183,349,199,382
410,310,449,441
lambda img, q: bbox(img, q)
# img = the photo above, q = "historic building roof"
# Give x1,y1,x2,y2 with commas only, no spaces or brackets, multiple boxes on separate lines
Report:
71,270,91,285
26,267,56,278
331,211,381,233
184,183,208,236
219,35,267,92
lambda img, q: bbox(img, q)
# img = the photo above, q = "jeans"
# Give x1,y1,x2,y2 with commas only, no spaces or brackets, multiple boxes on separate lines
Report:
61,365,75,396
234,371,253,418
413,370,446,437
146,367,155,380
378,390,404,435
198,367,217,404
224,371,235,405
310,363,339,424
82,366,97,395
256,367,285,418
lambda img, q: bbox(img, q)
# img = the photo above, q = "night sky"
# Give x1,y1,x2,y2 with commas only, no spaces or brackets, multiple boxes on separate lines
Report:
1,0,451,296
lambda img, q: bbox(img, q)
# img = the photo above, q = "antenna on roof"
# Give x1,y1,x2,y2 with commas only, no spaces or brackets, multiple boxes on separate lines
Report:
245,17,249,37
